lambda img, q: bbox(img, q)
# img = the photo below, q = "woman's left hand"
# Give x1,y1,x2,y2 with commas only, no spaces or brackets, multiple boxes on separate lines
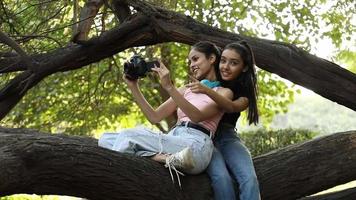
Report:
151,61,174,90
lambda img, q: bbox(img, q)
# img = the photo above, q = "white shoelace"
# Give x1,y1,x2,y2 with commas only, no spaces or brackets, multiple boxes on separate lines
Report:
165,157,185,189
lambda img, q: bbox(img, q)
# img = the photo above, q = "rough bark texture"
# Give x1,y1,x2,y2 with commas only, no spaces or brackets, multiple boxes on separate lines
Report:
0,127,211,200
0,0,355,120
254,131,356,199
1,127,355,200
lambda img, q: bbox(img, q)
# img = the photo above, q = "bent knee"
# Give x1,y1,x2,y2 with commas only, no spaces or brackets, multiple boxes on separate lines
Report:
240,173,259,186
98,133,117,149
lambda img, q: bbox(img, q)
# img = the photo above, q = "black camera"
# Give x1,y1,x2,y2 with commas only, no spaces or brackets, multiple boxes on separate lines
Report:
123,55,159,80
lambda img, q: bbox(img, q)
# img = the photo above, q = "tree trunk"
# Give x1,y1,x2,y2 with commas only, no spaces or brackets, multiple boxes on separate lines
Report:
1,127,355,200
0,0,355,120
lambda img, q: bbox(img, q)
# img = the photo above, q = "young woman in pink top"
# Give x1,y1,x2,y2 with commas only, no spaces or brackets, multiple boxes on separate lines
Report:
98,41,232,186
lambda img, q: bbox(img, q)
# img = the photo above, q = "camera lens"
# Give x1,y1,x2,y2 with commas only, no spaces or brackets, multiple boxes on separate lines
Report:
123,62,138,80
124,62,133,73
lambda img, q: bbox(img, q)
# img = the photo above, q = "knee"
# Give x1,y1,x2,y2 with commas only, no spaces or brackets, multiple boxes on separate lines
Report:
98,133,116,149
98,130,133,150
111,131,137,153
241,172,259,187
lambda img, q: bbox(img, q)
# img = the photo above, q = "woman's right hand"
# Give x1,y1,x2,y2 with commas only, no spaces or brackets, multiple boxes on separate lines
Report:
151,61,174,91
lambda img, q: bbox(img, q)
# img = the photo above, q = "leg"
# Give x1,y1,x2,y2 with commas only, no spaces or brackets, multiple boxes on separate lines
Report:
98,132,119,150
206,147,236,200
217,129,261,200
105,126,188,157
99,126,213,174
172,126,214,174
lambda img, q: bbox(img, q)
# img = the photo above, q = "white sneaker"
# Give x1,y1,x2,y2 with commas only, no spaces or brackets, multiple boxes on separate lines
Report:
164,147,195,188
165,147,195,170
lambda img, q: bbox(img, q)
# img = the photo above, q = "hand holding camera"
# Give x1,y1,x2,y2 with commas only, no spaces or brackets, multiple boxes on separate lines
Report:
123,55,159,80
123,55,174,91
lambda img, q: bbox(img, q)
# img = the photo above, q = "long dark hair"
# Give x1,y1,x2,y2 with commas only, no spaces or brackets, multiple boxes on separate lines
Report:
221,41,259,125
192,41,222,81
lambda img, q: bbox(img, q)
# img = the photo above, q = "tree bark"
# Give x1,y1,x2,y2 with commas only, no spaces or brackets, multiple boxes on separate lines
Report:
0,127,211,200
0,0,355,120
254,131,356,199
1,127,355,200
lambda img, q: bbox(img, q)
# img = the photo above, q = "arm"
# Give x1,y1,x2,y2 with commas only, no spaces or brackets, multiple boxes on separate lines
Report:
124,78,177,124
152,62,232,123
187,81,248,113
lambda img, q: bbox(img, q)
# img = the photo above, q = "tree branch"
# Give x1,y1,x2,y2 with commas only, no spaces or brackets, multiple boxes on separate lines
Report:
0,31,34,70
0,127,355,199
72,0,105,42
111,0,131,23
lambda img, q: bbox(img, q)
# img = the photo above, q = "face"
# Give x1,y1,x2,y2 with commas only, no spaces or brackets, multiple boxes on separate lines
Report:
219,49,245,81
188,48,216,80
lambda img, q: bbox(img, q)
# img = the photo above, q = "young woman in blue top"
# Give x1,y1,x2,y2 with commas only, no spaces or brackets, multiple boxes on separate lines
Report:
187,41,260,200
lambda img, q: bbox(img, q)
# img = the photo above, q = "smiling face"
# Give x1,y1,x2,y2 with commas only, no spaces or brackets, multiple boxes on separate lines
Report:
188,48,216,81
219,48,245,81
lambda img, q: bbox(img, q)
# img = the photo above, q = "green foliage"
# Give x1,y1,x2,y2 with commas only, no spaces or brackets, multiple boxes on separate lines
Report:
240,128,318,157
256,70,296,124
0,0,353,135
336,50,356,73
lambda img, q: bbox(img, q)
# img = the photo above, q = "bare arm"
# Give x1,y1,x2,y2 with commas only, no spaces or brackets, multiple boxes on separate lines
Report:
152,62,232,123
124,78,177,124
187,81,248,113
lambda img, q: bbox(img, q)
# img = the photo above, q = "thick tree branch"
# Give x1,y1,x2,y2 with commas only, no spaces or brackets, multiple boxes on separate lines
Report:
0,127,355,199
0,13,154,119
0,127,210,200
254,130,356,199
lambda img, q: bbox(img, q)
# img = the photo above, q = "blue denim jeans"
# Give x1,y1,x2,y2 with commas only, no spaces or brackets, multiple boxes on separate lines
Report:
207,123,261,200
98,125,214,174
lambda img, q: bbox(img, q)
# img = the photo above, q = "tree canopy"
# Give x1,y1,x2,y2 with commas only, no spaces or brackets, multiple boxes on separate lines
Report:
0,0,354,135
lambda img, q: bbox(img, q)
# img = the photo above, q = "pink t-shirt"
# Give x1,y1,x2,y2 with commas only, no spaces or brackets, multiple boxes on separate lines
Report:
176,87,224,135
